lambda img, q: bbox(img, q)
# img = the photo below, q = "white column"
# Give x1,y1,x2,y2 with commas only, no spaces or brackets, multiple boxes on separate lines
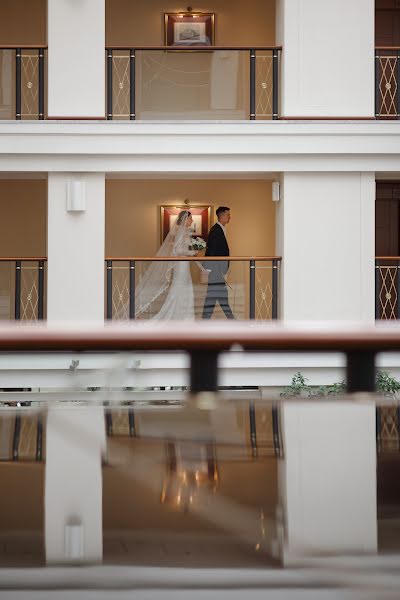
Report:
47,173,105,322
279,400,377,564
47,0,105,117
276,172,375,321
45,406,106,564
276,0,375,117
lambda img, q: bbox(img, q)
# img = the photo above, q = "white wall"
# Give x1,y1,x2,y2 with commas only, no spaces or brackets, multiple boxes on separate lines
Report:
47,0,105,117
280,401,377,563
276,0,375,117
45,406,105,564
47,173,105,322
276,172,375,321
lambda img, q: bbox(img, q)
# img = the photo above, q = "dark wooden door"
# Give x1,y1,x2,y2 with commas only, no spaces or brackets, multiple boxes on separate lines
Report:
376,0,400,46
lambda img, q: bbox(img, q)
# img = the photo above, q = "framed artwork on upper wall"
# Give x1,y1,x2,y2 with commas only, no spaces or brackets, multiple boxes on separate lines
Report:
161,205,211,242
164,12,215,47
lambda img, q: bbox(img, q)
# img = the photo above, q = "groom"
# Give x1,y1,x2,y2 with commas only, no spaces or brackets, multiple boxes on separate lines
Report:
202,206,234,319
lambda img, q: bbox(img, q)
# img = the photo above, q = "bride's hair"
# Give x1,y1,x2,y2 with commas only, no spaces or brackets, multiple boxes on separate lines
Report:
176,210,191,225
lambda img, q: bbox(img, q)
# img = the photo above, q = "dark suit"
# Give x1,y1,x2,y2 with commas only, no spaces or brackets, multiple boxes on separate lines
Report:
202,223,234,319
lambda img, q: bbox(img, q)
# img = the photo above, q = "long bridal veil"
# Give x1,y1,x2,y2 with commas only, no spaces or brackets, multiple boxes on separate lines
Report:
135,211,192,318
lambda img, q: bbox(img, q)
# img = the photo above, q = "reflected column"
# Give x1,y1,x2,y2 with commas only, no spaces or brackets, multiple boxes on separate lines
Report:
45,405,106,564
278,399,377,565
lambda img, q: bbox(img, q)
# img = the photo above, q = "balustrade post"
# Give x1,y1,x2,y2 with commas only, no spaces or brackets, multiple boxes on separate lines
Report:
375,51,380,118
36,415,43,461
346,351,376,394
376,406,382,454
129,260,135,319
272,259,279,320
106,260,113,320
375,260,381,320
249,401,258,458
249,259,255,319
272,405,281,457
15,49,21,120
250,49,256,120
397,51,400,119
107,49,113,120
272,49,279,120
38,48,45,120
190,351,218,392
15,260,21,320
12,414,21,460
130,49,136,120
38,260,44,320
128,408,136,436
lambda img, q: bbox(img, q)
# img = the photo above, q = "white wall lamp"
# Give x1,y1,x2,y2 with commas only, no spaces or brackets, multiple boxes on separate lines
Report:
272,181,281,202
66,181,86,212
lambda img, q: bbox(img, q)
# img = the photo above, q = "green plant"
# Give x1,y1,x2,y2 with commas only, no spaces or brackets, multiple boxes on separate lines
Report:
312,381,347,397
280,372,312,397
376,371,400,395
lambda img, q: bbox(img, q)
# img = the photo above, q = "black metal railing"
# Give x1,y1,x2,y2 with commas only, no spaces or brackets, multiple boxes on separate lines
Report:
106,46,281,120
105,257,281,321
0,47,46,120
0,258,46,321
375,47,400,118
375,257,400,319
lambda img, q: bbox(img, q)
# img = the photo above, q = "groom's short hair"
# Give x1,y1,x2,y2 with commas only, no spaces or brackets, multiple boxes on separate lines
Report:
216,206,230,218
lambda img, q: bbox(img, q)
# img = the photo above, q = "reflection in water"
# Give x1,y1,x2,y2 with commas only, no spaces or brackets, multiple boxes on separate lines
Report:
1,388,400,594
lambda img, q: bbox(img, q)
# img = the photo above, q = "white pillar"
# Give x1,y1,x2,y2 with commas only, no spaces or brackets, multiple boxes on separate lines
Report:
279,400,377,564
47,0,105,117
276,0,374,117
47,173,105,322
276,172,375,321
45,406,106,564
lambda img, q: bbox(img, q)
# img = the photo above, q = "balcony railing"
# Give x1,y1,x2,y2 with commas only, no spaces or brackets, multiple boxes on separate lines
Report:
375,47,400,118
376,257,400,319
105,256,281,320
0,46,46,120
0,258,46,321
106,46,281,120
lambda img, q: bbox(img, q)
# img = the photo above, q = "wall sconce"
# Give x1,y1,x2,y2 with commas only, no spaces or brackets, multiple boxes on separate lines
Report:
66,181,86,212
272,181,281,202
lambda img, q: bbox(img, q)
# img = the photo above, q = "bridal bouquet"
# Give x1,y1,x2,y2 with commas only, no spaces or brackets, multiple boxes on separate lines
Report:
190,236,207,251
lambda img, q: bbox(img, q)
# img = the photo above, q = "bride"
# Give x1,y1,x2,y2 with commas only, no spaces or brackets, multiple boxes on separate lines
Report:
135,210,198,320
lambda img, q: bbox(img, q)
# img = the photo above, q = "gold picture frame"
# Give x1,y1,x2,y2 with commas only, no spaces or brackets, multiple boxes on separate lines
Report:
164,12,215,47
160,205,211,242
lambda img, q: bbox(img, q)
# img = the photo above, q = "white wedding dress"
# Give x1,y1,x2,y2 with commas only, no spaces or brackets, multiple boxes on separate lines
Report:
152,228,196,320
135,213,197,320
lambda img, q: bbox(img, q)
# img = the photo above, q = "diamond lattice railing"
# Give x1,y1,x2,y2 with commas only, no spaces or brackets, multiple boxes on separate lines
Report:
255,264,273,321
111,265,130,320
377,54,398,117
21,51,39,119
20,265,39,322
255,53,273,119
379,406,400,452
378,265,398,320
112,52,130,118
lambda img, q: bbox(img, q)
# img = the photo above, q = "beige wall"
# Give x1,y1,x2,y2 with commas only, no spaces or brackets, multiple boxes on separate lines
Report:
0,180,46,257
106,179,275,257
106,0,275,46
0,1,46,46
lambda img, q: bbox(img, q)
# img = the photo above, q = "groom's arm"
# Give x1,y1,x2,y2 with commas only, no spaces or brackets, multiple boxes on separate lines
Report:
207,227,220,256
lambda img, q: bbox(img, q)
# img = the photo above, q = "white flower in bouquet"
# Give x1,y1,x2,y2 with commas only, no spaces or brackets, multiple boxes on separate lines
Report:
190,236,207,251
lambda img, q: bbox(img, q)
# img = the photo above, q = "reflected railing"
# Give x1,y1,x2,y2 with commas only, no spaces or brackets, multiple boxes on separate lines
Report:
0,47,46,120
106,46,281,120
105,256,281,321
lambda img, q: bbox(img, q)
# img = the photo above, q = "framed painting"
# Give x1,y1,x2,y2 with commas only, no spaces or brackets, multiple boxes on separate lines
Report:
161,205,210,242
164,12,215,47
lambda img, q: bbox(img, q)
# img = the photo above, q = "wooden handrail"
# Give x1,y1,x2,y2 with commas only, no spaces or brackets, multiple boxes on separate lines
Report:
376,46,400,50
376,257,400,260
0,322,399,352
106,45,282,51
0,45,47,49
0,257,47,261
106,256,282,262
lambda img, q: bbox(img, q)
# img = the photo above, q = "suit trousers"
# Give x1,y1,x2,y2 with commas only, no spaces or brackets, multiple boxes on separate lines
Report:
202,281,234,319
